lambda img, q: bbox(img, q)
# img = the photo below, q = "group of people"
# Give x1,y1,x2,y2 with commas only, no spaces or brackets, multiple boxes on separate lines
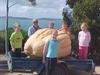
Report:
28,19,55,37
9,18,91,75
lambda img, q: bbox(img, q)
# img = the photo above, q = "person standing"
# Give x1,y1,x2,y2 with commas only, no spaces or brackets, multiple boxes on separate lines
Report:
10,23,24,57
48,21,54,29
59,22,71,39
78,22,91,59
28,19,40,37
43,30,59,75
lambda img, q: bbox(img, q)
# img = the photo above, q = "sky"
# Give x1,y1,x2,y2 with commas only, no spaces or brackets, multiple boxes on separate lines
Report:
0,0,72,19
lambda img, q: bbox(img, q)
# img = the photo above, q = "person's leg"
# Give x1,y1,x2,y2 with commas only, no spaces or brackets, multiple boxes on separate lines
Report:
10,51,16,57
45,58,51,75
45,58,57,75
79,46,84,59
83,47,88,59
15,48,21,57
50,58,57,75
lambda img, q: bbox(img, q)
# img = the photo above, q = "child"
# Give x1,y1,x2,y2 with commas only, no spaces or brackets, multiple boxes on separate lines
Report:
48,21,54,29
59,22,71,39
59,22,69,32
43,30,59,75
78,22,91,59
10,23,24,57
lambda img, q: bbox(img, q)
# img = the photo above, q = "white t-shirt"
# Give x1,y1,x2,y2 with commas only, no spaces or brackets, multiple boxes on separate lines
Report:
78,31,91,47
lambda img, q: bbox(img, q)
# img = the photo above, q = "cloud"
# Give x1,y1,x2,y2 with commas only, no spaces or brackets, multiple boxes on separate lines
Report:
0,0,6,16
0,0,67,19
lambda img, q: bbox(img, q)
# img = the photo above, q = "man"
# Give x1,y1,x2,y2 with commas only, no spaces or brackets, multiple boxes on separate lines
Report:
28,19,40,37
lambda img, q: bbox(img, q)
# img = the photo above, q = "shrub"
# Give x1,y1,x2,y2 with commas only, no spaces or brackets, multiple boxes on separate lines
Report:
65,0,100,64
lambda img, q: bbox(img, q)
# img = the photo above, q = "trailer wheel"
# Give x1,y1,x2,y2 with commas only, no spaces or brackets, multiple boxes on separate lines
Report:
40,63,69,75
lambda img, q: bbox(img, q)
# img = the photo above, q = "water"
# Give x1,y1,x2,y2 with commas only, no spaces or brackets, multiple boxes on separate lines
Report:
0,17,62,31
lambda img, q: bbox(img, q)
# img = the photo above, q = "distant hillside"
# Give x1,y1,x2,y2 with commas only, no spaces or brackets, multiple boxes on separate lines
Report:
0,16,62,31
0,16,61,20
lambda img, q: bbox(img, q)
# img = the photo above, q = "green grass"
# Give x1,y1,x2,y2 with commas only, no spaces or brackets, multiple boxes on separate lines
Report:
0,31,5,54
0,31,5,38
0,31,5,42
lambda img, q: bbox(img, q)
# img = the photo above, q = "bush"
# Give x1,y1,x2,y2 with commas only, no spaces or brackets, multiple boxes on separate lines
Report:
65,0,100,64
0,31,5,54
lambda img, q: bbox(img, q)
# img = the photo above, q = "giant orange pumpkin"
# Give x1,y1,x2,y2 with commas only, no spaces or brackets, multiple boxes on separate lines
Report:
24,28,71,57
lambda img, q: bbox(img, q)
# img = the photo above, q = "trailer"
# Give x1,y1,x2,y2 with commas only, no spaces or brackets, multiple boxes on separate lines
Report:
7,51,94,75
7,52,69,75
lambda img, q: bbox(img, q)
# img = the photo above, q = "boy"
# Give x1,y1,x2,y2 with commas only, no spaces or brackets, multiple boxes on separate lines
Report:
10,23,24,57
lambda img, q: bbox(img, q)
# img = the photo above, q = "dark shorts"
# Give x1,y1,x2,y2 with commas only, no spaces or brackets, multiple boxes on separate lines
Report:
45,58,57,75
11,48,21,57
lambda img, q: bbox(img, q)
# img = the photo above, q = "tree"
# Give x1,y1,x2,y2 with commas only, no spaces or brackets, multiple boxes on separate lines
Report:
66,0,100,64
67,0,78,8
67,0,100,26
28,0,36,5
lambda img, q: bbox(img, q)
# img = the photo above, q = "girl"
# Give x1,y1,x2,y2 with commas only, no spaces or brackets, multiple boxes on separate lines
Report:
78,22,91,59
43,30,59,75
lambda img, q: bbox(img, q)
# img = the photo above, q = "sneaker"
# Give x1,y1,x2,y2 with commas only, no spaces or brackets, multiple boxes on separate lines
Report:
33,71,38,75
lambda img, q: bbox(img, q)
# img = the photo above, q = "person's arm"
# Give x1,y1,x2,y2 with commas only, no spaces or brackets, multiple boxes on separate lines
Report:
21,33,24,40
58,28,62,31
10,33,15,52
57,41,60,63
20,32,24,50
88,32,91,43
28,27,32,37
37,25,41,29
28,26,35,37
78,32,80,41
42,41,49,63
